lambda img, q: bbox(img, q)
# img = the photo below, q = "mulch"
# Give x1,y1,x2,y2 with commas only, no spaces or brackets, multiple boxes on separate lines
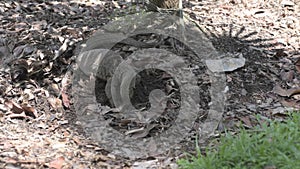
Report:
0,0,299,168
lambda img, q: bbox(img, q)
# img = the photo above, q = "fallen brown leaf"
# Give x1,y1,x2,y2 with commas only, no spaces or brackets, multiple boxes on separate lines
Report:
0,45,11,64
273,85,300,97
4,100,23,114
295,58,300,73
61,91,70,108
21,104,37,118
238,116,253,128
61,71,70,108
4,100,37,118
48,97,63,109
48,156,65,169
280,99,300,108
23,88,35,101
131,124,158,139
280,70,294,81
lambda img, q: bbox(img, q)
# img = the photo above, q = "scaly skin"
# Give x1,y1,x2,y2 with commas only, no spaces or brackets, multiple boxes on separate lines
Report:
149,0,179,9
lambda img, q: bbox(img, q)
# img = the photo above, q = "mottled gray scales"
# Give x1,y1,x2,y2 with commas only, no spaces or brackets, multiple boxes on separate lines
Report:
149,0,179,9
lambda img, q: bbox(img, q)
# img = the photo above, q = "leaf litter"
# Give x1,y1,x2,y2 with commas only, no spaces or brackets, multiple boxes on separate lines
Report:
0,0,299,168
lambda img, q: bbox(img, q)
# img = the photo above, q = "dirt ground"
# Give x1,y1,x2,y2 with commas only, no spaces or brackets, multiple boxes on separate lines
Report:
0,0,299,168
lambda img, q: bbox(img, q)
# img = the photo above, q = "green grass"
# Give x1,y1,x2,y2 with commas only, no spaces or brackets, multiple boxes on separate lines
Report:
177,113,300,169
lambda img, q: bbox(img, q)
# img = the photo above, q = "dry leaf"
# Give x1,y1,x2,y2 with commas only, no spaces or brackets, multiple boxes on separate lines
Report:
21,104,37,118
295,58,300,73
132,159,158,169
273,85,300,97
53,39,70,60
238,116,253,128
292,94,300,100
49,83,60,95
280,70,294,81
280,99,300,108
131,124,158,139
48,97,63,109
4,100,37,118
4,100,23,114
23,88,35,101
49,156,65,169
61,73,70,108
61,91,70,108
0,46,11,64
274,48,288,57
